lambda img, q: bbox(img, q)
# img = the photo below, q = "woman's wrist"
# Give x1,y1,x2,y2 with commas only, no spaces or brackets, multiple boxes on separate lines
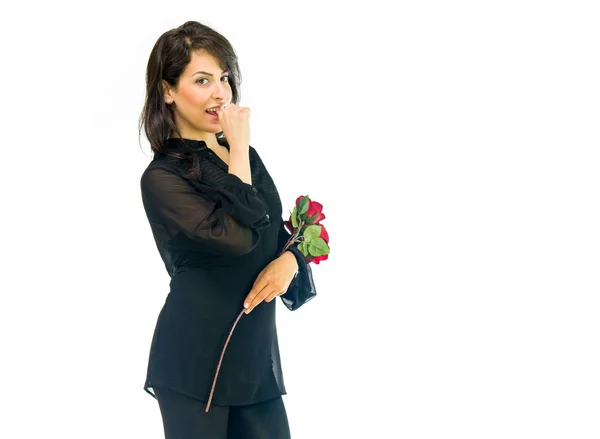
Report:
281,250,299,274
228,148,251,185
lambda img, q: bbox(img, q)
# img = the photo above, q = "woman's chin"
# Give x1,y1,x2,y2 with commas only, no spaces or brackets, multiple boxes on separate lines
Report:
200,124,221,133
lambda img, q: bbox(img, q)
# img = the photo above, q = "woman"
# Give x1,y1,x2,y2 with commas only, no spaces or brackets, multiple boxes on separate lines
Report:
138,21,317,438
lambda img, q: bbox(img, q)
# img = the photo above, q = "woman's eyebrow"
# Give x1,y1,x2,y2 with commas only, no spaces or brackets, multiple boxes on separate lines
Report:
193,70,229,77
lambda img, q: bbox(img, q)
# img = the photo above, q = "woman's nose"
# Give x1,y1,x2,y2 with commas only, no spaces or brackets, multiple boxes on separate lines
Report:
212,81,228,100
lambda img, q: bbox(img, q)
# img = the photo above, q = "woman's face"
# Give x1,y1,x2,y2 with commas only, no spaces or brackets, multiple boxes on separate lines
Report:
163,50,232,141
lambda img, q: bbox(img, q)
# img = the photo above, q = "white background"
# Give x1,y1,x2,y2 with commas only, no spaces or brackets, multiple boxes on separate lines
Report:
1,1,599,438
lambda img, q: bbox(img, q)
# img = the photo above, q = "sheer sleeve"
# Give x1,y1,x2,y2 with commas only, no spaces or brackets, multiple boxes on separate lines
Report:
140,165,271,256
277,217,317,311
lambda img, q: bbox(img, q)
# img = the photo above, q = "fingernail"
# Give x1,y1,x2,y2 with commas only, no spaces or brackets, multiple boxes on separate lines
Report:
245,309,250,314
244,303,249,308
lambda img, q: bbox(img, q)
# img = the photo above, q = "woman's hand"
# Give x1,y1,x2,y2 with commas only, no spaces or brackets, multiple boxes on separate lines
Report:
215,103,250,151
243,252,299,314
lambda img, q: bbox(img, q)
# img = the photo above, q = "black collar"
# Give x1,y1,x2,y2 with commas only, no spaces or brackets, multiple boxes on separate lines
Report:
166,137,229,152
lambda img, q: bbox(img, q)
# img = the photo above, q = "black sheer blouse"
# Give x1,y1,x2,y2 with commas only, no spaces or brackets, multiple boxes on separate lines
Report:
139,137,316,406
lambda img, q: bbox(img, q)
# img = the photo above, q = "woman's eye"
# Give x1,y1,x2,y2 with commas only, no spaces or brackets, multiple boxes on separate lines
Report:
197,76,230,85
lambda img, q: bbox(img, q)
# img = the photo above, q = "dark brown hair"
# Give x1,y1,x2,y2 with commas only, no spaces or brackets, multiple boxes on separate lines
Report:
138,21,242,179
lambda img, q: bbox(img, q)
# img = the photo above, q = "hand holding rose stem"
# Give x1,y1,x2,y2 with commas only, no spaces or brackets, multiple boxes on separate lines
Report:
205,194,329,412
204,221,306,412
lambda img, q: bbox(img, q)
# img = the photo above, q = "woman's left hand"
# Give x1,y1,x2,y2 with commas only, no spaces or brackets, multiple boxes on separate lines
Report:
243,252,299,314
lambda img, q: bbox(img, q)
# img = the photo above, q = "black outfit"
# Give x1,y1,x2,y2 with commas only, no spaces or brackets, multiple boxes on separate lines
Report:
140,137,316,410
153,386,291,439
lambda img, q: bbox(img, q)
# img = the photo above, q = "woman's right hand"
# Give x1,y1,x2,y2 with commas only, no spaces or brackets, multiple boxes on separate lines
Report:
216,103,250,151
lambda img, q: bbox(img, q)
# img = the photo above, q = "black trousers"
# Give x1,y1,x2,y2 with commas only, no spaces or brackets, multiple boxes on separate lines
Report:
153,386,292,439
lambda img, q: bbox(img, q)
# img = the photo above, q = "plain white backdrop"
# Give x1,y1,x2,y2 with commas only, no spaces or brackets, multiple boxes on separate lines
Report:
1,1,599,438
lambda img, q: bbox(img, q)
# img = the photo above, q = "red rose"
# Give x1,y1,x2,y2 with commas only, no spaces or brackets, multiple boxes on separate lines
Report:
318,222,329,244
295,195,326,223
282,195,330,265
308,253,328,264
307,223,329,264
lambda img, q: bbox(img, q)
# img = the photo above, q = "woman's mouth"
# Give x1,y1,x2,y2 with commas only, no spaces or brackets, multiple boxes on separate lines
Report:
206,110,219,121
206,110,219,120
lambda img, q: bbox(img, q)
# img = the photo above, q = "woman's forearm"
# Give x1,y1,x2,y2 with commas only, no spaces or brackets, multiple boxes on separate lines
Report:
228,147,252,185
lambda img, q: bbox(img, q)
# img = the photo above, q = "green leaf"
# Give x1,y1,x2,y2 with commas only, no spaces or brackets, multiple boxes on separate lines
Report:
291,206,298,228
308,237,329,257
298,241,308,256
298,195,309,215
303,225,321,243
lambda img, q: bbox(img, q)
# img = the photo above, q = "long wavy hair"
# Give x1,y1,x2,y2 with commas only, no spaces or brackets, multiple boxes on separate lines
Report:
138,21,242,179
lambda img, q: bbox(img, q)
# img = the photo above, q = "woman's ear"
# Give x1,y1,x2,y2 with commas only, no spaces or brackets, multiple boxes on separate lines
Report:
162,80,174,104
